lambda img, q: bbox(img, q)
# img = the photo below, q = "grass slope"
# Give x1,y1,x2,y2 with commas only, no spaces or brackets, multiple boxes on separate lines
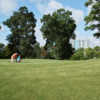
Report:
0,59,100,100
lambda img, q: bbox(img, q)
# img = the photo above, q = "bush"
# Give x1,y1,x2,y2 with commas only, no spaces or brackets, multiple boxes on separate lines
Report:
71,47,100,60
70,48,86,60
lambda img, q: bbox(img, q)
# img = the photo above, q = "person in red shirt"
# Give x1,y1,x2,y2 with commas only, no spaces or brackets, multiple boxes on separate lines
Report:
11,53,18,62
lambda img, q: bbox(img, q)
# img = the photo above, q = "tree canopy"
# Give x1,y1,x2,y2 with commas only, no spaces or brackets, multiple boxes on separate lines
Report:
3,6,37,57
0,43,5,58
41,9,76,59
0,25,1,30
85,0,100,38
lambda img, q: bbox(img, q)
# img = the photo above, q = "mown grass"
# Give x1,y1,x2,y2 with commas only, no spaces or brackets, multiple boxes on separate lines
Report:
0,59,100,100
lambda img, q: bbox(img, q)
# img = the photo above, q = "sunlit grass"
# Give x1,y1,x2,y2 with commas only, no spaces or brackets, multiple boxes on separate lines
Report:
0,59,100,100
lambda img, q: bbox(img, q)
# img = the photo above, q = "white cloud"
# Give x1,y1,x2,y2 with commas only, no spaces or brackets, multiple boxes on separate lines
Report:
0,0,17,15
37,0,63,14
0,24,8,44
35,25,46,46
65,7,84,24
29,0,49,3
45,0,63,14
89,37,100,48
0,24,5,32
36,0,84,24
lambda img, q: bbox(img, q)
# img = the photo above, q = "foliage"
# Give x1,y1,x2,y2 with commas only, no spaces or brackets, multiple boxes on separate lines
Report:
3,6,37,58
33,43,41,58
0,43,5,58
70,48,85,60
85,0,100,38
3,45,13,58
0,43,16,58
41,8,76,59
93,46,100,58
0,25,1,30
71,46,100,60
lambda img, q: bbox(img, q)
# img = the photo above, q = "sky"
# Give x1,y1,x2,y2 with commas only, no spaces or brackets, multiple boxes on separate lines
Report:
0,0,100,47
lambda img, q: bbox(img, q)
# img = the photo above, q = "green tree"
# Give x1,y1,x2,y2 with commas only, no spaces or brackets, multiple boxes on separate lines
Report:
71,47,100,60
93,46,100,58
70,48,85,60
33,43,41,58
0,25,1,30
3,45,13,58
41,9,76,59
85,48,95,59
85,0,100,38
0,43,4,50
3,6,37,58
0,43,5,58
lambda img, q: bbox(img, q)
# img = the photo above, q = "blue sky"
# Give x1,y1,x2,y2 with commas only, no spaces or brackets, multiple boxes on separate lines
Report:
0,0,99,47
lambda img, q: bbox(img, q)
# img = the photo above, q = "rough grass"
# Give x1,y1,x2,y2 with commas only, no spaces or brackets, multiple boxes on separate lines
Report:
0,59,100,100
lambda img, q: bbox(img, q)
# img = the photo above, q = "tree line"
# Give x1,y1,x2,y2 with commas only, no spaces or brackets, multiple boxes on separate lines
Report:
0,0,100,60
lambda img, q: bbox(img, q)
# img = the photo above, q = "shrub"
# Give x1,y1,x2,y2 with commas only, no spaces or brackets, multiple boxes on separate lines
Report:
71,47,100,60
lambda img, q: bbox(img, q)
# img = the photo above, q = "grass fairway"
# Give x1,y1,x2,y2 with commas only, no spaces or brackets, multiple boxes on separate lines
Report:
0,59,100,100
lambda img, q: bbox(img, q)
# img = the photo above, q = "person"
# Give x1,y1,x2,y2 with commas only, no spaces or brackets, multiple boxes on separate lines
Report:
11,53,18,62
16,55,21,63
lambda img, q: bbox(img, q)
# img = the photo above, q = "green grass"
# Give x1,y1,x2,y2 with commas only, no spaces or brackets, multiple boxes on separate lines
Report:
0,59,100,100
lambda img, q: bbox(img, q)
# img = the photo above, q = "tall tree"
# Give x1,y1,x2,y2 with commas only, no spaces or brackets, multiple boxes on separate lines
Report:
0,25,1,30
0,43,5,58
41,9,76,59
3,6,37,57
0,43,5,51
85,0,100,37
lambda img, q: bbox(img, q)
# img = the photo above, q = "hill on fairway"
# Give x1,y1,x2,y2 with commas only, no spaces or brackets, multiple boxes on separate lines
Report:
0,59,100,100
